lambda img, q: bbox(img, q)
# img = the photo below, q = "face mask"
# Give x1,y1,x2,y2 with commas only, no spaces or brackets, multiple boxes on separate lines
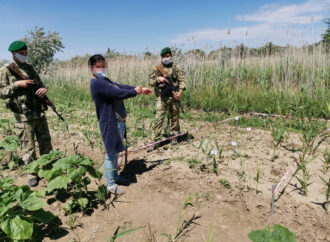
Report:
161,57,173,65
94,69,107,77
15,53,27,63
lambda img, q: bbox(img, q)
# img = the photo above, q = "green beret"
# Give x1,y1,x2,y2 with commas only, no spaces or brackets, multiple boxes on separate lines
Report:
8,40,27,52
160,47,171,56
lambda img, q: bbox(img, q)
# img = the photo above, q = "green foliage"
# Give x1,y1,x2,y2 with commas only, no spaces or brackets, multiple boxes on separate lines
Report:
292,125,329,196
23,26,64,72
248,224,296,242
321,18,330,45
0,59,9,68
0,177,56,240
322,149,330,173
0,135,20,169
110,226,144,242
0,119,14,135
271,125,288,161
24,150,104,214
219,178,231,189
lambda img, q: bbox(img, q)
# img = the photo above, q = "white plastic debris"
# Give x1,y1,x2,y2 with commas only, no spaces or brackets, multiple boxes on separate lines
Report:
247,127,252,132
231,141,237,146
210,150,218,156
235,116,240,121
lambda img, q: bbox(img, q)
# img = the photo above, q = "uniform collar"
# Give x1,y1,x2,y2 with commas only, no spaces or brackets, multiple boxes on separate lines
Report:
13,59,27,68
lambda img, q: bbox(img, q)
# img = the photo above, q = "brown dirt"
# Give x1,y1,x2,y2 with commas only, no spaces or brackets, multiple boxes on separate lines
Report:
1,115,329,242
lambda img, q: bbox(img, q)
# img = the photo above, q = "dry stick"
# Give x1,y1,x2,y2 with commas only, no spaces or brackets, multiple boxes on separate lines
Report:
271,185,276,214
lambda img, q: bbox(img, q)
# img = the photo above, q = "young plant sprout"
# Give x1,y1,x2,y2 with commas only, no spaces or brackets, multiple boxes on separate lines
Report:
271,126,288,161
322,149,330,174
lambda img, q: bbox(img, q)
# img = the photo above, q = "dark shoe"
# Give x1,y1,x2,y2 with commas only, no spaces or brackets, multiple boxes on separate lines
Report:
115,176,130,186
28,177,39,187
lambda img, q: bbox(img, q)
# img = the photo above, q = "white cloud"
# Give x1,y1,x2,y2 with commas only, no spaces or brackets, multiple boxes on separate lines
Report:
171,0,330,46
237,0,329,24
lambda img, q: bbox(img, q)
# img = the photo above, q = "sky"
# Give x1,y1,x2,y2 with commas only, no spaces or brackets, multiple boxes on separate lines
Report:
0,0,329,60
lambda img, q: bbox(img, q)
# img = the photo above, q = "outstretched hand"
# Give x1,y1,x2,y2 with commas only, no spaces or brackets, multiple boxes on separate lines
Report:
142,88,153,95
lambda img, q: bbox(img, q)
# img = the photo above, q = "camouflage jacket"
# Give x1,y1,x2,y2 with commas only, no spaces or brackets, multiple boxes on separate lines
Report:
148,63,186,98
0,60,47,121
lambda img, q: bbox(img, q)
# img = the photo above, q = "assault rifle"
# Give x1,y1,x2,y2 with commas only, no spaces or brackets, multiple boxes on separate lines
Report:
7,63,65,122
156,65,184,113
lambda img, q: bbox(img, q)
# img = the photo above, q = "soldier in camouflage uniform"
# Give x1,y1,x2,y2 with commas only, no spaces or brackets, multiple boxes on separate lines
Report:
148,47,185,150
0,40,52,187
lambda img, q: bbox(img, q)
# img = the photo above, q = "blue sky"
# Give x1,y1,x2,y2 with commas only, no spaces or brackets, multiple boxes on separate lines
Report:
0,0,329,60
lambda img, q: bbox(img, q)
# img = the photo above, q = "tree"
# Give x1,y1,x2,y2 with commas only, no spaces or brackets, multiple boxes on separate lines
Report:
321,18,330,45
185,49,206,58
144,51,153,59
104,48,120,58
23,26,64,72
0,60,9,67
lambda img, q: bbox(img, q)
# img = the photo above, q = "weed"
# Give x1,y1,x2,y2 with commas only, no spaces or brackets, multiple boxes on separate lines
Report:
219,178,231,189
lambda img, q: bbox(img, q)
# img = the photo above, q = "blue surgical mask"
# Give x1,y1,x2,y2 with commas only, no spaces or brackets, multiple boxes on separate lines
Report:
95,70,107,77
15,53,27,63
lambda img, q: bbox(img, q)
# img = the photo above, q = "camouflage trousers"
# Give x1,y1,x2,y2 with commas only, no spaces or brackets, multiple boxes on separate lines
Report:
152,98,180,141
15,117,52,164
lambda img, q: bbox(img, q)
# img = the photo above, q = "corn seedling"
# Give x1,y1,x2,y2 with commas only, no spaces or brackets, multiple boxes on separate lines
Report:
271,126,288,161
319,176,330,212
110,225,144,242
322,149,330,174
161,194,200,242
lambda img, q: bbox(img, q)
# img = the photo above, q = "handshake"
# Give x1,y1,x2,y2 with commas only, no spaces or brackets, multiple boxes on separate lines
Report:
135,86,153,95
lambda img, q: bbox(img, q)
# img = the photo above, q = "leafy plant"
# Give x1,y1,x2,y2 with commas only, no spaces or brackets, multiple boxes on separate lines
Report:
161,194,200,242
0,177,56,240
292,126,329,196
23,26,64,72
271,126,288,161
24,150,104,214
0,135,20,169
319,176,330,212
322,149,330,173
0,119,14,135
248,224,296,242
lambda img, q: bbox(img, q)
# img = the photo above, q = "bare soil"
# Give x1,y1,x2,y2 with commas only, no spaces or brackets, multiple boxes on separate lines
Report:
1,115,329,242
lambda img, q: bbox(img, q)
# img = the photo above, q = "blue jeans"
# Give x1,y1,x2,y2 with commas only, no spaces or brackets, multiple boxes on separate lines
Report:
104,121,126,187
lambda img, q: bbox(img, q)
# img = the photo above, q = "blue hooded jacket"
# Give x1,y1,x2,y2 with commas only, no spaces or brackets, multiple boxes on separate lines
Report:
90,74,137,156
